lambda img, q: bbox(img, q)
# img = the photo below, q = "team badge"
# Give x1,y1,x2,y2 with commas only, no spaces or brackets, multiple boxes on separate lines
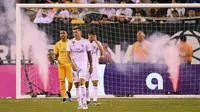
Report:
81,44,84,47
72,41,75,44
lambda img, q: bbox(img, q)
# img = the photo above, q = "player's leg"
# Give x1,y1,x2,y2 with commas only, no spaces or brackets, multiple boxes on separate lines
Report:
85,71,91,104
79,68,88,109
58,66,67,103
65,66,73,102
91,68,99,105
73,71,82,109
92,80,98,105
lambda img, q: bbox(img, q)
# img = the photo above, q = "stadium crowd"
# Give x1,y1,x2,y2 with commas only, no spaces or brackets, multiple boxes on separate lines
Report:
18,0,200,24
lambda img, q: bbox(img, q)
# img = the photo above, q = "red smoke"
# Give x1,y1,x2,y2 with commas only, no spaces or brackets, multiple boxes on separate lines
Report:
169,66,180,92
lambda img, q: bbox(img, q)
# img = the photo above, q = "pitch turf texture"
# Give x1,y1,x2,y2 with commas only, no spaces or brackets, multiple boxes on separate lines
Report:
0,98,200,112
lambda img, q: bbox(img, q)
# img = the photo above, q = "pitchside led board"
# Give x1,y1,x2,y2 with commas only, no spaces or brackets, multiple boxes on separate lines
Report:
65,64,200,97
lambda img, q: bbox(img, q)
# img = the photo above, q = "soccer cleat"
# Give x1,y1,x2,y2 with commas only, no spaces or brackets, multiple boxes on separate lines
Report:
82,104,88,110
93,101,99,106
62,98,67,103
77,106,82,110
87,101,90,105
66,91,72,102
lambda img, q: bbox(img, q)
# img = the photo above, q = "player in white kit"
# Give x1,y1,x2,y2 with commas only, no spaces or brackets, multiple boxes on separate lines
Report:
85,31,104,106
67,26,93,109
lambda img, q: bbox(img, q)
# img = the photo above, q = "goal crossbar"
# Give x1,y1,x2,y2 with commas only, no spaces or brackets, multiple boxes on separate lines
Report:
17,3,200,8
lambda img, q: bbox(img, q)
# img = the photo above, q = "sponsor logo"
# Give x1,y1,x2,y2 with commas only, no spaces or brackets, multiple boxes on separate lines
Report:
146,73,163,90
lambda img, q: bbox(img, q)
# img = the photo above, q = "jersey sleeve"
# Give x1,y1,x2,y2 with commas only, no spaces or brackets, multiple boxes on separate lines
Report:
54,43,59,54
86,40,92,52
66,40,71,52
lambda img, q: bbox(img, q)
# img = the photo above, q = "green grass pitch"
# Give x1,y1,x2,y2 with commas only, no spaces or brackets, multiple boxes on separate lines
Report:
0,98,200,112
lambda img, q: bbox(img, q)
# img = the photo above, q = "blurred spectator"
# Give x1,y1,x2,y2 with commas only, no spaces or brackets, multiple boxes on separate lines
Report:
131,0,140,3
131,31,152,63
147,1,166,17
53,0,71,12
34,8,54,23
99,1,116,21
133,8,146,17
54,9,70,24
71,11,85,24
184,9,198,24
117,14,129,23
166,10,182,23
167,0,185,17
167,8,185,17
129,0,151,3
129,13,147,24
186,9,196,17
89,0,104,3
90,14,111,24
147,1,167,17
116,1,133,20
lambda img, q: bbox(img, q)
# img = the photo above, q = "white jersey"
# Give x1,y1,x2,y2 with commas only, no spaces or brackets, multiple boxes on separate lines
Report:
90,41,101,68
67,38,91,67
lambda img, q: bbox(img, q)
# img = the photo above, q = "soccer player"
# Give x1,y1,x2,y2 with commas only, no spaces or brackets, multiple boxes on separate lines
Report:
54,29,73,103
178,35,193,64
85,31,104,105
67,26,93,109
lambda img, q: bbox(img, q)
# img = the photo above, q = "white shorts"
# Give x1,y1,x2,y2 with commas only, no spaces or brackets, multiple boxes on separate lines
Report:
86,68,99,82
73,67,87,83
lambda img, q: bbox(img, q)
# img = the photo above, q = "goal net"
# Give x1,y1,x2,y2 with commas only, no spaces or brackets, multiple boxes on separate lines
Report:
16,4,200,99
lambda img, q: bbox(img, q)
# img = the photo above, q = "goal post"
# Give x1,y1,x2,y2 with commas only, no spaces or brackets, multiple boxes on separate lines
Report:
16,3,200,99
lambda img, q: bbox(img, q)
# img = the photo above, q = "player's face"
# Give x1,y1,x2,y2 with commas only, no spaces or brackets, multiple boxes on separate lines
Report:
73,29,81,37
60,31,67,40
137,32,144,42
88,34,93,42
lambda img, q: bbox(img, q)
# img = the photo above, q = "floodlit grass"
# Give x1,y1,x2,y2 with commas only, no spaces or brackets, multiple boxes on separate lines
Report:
0,98,200,112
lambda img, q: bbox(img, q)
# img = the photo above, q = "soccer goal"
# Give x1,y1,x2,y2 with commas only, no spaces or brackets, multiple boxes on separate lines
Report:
16,3,200,99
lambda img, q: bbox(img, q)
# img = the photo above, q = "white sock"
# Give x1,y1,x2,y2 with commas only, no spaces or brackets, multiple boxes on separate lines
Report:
86,88,90,102
76,88,82,107
80,85,87,105
93,86,98,102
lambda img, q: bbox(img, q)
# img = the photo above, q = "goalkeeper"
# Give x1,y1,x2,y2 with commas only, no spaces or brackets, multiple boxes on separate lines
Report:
54,29,73,103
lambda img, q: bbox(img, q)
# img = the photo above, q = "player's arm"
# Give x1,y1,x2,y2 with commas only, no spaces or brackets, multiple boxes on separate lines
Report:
87,40,93,74
94,38,104,54
188,46,193,57
188,45,193,64
54,43,59,60
87,51,93,74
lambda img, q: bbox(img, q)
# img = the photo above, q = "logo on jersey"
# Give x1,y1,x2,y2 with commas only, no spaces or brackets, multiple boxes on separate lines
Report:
72,41,75,44
81,44,84,47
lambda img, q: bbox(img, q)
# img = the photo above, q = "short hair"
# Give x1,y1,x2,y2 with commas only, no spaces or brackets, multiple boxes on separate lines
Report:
137,31,145,37
88,30,96,35
72,26,81,31
180,35,187,42
60,28,66,31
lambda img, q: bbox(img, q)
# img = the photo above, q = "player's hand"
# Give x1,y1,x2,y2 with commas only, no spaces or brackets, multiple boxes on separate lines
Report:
93,35,97,42
71,63,78,71
89,66,93,74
